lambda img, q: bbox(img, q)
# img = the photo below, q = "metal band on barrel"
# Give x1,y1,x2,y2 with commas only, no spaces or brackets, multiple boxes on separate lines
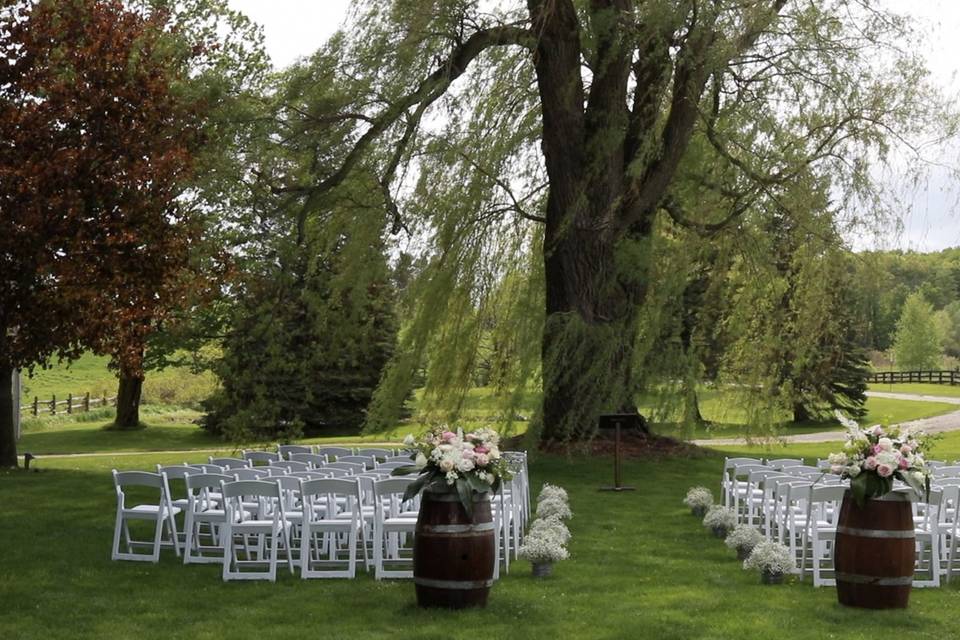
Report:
424,492,489,503
414,577,495,590
419,522,496,533
835,572,913,586
837,525,915,539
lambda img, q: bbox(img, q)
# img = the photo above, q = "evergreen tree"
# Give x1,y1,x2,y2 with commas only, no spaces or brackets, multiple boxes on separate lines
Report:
893,293,943,370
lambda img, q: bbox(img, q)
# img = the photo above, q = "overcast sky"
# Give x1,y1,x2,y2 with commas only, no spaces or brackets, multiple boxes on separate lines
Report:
226,0,960,253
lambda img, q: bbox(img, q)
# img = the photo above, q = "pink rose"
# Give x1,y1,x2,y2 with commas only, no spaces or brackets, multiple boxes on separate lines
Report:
899,458,909,470
877,463,894,478
864,456,878,470
475,453,489,467
901,445,912,455
442,431,456,442
830,465,845,475
872,445,883,455
461,448,475,459
474,446,489,454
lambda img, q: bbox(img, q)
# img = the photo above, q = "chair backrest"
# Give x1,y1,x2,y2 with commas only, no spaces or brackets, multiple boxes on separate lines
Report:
934,477,960,488
290,453,329,467
185,472,234,492
933,466,960,478
195,463,225,474
301,478,363,520
356,448,393,459
732,463,770,480
377,460,413,471
724,457,762,472
766,458,805,470
317,447,354,459
156,464,203,479
926,460,948,469
337,455,376,469
261,466,290,476
289,471,330,480
278,444,313,459
221,479,281,500
113,470,164,490
372,477,417,516
242,450,281,466
321,467,354,478
324,462,364,474
232,468,270,481
780,465,822,475
209,457,251,469
276,460,311,472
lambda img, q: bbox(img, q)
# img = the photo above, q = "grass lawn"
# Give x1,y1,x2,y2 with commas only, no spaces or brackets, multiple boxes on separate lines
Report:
868,383,960,399
4,445,960,640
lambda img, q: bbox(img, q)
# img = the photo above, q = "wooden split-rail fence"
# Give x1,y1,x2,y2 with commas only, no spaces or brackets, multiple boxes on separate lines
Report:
20,392,117,417
868,370,960,386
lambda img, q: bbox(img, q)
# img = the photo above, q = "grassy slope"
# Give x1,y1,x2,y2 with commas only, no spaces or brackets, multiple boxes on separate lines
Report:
3,449,960,640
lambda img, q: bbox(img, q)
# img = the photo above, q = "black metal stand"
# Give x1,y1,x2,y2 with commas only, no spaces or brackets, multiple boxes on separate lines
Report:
599,418,634,492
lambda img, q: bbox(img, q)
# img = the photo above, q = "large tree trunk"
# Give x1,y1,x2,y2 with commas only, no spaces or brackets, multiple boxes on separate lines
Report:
114,369,144,429
0,363,17,468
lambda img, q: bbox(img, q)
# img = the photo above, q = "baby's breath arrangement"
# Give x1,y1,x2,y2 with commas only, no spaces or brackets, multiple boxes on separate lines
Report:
536,496,572,520
743,540,794,581
724,525,764,559
702,505,737,537
537,483,569,504
528,516,571,545
683,486,714,516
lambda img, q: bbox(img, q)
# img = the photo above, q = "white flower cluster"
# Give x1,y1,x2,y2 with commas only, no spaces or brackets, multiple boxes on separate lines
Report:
519,485,572,564
683,486,714,510
724,525,764,553
743,540,794,575
702,505,737,531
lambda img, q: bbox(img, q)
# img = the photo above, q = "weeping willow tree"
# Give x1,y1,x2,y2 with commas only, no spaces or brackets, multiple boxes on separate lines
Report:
264,0,951,443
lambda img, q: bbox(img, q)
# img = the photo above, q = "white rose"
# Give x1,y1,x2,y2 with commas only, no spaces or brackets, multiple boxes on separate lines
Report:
439,458,455,472
415,453,428,469
847,465,861,477
403,434,416,446
456,457,475,472
877,437,893,452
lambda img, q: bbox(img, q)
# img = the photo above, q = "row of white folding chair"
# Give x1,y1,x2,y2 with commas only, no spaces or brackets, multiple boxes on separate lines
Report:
276,445,401,461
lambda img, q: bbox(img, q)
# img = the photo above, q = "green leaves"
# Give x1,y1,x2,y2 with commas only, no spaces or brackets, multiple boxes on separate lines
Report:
850,471,894,508
456,478,474,519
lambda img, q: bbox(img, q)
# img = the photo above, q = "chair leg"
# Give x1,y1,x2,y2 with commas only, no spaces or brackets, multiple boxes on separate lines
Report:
151,515,165,563
111,509,124,561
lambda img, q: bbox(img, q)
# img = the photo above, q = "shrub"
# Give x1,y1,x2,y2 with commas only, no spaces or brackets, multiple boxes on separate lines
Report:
743,540,794,575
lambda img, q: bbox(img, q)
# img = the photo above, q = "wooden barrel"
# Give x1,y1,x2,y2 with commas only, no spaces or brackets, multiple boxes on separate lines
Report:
413,489,495,609
834,490,914,609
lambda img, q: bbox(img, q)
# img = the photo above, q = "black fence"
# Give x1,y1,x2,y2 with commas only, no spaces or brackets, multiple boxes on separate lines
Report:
868,370,960,386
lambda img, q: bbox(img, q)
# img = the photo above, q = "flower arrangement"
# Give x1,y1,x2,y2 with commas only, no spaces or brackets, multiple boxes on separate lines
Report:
537,483,569,504
724,525,764,560
829,411,931,506
394,427,511,515
520,485,572,576
743,540,794,583
536,496,573,520
683,486,714,517
702,505,737,538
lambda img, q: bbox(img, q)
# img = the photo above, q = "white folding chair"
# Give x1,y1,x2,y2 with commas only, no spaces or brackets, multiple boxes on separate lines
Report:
290,453,329,468
721,458,763,508
356,448,393,460
317,447,354,460
800,485,847,586
767,458,805,471
913,488,943,588
183,473,235,564
372,477,418,579
157,464,203,550
276,460,311,473
220,480,294,581
278,444,313,459
938,484,960,583
325,462,365,475
233,468,270,481
111,470,181,562
337,455,377,470
209,457,251,470
243,450,281,466
933,466,960,479
300,478,364,578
